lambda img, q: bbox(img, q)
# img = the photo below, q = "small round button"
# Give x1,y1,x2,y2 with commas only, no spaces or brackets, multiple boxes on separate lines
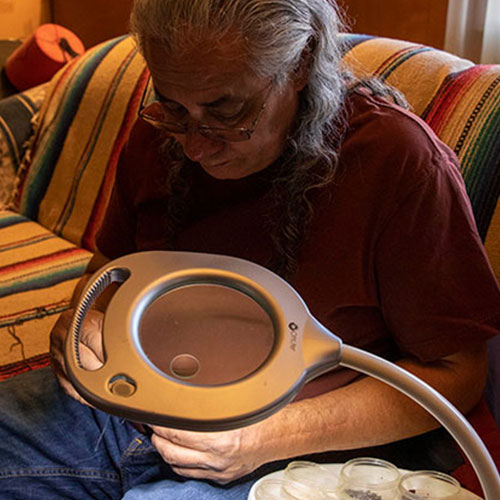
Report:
109,375,136,397
170,354,200,379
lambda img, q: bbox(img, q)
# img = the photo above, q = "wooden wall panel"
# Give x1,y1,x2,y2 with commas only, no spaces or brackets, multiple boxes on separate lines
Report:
0,0,51,39
337,0,449,49
51,0,134,48
51,1,449,52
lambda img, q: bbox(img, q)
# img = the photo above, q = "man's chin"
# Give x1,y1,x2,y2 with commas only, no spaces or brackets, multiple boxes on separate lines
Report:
201,160,246,180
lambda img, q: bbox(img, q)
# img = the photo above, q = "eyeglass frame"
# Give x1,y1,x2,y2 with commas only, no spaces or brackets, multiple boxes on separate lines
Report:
137,75,274,142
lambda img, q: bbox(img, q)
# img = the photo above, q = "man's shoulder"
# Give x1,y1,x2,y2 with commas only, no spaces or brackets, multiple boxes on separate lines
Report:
338,88,459,194
345,88,446,156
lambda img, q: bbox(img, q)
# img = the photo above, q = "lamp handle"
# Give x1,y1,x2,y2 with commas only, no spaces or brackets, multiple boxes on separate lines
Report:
68,267,129,368
340,344,500,500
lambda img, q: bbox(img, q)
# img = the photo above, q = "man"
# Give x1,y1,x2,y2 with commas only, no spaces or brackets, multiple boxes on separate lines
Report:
1,1,498,498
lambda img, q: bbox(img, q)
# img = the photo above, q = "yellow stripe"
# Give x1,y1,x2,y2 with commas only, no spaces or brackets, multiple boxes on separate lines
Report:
37,37,146,245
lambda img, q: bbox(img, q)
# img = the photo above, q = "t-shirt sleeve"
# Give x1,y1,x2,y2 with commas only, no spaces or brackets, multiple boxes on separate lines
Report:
95,127,141,259
96,120,155,259
96,120,172,259
376,142,500,361
95,167,137,259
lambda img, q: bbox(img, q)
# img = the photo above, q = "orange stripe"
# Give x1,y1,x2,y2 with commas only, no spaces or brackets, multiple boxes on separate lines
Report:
0,247,86,276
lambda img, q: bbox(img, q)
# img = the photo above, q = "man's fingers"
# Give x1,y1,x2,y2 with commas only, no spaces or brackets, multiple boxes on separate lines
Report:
57,371,94,407
79,343,104,370
50,344,94,408
49,309,74,372
168,466,233,484
150,433,211,468
49,307,101,407
150,426,207,449
79,310,104,360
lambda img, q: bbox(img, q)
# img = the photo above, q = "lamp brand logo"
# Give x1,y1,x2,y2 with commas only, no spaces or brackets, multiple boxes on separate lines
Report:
288,322,298,351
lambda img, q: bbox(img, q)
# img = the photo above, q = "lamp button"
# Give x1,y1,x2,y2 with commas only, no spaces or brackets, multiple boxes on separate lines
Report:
109,375,136,397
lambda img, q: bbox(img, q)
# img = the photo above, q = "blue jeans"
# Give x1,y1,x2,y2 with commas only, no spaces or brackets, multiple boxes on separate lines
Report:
0,368,464,499
0,368,255,499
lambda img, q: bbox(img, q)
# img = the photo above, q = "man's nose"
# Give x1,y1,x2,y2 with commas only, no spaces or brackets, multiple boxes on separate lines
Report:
180,123,224,163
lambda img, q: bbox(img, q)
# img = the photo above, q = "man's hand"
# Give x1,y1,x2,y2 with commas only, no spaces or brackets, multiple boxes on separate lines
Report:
150,421,275,484
50,308,104,406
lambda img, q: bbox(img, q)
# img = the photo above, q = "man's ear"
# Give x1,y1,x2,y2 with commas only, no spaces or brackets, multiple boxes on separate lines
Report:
293,38,315,90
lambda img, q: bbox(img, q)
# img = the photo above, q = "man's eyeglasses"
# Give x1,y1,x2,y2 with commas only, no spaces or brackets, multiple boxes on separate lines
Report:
138,76,273,142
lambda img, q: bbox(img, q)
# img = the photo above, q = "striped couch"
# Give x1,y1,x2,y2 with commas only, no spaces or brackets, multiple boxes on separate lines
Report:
0,34,499,466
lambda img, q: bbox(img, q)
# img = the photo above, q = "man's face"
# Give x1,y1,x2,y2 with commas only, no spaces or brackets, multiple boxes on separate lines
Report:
144,37,303,180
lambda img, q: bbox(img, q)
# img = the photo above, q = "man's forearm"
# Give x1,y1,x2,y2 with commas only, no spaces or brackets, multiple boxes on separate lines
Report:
252,344,488,462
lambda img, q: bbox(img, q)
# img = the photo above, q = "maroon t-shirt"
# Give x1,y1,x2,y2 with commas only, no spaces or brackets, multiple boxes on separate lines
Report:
97,90,500,399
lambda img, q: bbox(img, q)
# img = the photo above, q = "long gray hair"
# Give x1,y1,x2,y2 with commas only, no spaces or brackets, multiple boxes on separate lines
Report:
130,0,348,277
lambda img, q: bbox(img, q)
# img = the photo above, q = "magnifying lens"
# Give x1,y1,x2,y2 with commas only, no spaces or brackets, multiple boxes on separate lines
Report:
64,250,500,499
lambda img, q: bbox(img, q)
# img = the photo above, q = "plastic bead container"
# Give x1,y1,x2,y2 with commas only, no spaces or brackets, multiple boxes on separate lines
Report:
254,478,326,499
398,470,461,500
337,457,401,500
284,461,340,498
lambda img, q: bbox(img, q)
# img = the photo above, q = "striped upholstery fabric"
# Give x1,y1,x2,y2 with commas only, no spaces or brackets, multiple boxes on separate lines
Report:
0,210,91,378
1,36,147,376
1,34,500,382
15,35,149,251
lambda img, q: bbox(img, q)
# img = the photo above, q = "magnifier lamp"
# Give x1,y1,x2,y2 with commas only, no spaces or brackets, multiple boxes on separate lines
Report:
65,251,500,500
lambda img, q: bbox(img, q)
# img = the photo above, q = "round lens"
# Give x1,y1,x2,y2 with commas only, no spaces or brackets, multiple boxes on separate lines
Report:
138,283,276,386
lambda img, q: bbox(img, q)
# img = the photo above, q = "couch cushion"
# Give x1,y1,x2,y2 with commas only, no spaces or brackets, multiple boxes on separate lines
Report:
0,209,92,379
14,35,148,251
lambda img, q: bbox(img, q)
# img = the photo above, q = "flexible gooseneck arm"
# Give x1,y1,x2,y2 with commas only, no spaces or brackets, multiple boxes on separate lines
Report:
340,344,500,500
